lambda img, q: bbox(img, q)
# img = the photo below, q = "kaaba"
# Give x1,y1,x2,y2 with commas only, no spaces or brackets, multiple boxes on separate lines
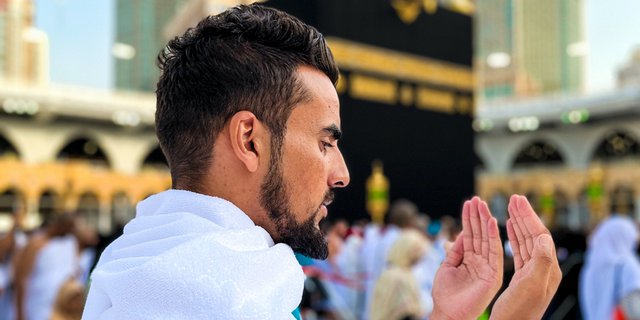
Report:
265,0,475,221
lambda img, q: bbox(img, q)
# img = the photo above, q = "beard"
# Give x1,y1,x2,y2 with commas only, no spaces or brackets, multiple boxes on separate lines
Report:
259,143,332,260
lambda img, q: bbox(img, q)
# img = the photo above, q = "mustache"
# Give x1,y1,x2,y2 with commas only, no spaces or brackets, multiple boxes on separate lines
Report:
322,190,335,207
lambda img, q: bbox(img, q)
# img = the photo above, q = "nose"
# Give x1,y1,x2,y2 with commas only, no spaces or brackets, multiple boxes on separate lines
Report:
329,148,350,188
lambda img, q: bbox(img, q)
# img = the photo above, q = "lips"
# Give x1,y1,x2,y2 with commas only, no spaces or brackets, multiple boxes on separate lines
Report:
313,205,328,230
316,190,334,223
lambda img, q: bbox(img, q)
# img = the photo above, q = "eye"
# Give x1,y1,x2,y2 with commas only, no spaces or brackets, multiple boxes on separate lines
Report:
321,141,335,153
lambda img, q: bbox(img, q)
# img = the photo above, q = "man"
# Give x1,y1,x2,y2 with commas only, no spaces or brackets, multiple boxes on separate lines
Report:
83,4,561,319
0,217,27,320
363,199,418,319
412,215,455,317
14,213,78,320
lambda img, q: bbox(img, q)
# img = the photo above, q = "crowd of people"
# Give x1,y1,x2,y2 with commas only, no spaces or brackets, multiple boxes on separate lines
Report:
0,213,116,320
297,199,457,320
0,198,498,320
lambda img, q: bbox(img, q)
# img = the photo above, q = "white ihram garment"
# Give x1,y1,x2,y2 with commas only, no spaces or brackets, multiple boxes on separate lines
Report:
26,234,78,320
580,215,640,320
363,225,400,320
82,189,304,320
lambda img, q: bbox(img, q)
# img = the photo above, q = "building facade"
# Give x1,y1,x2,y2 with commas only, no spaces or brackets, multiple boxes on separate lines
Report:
0,84,170,234
476,0,585,102
0,0,48,85
114,0,187,91
475,86,640,231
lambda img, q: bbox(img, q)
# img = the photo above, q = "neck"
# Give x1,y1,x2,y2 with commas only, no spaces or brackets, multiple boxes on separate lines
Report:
190,170,280,241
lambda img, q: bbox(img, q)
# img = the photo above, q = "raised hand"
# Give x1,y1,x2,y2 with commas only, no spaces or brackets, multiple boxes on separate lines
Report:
432,197,503,320
490,195,562,320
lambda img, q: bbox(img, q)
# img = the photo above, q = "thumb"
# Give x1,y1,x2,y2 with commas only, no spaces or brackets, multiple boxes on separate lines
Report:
442,233,464,267
529,234,556,281
444,240,454,252
532,233,555,260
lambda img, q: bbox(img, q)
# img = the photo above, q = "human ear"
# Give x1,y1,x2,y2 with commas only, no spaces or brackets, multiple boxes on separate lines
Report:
228,111,263,173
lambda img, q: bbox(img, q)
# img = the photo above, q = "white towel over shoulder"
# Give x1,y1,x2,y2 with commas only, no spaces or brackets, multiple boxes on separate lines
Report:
82,190,304,320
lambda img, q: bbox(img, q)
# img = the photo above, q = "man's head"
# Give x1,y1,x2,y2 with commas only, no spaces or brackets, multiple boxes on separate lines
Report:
156,5,349,259
387,199,419,229
330,219,349,238
43,212,76,237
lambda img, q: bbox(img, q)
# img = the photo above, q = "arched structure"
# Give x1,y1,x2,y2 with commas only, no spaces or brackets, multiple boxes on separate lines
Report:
0,188,24,231
57,137,110,167
0,134,19,158
38,189,62,222
592,131,640,162
142,146,168,170
513,140,564,168
77,192,100,230
609,185,635,215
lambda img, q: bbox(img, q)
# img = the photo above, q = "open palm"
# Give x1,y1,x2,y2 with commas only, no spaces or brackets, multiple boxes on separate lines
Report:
490,195,562,320
432,197,503,320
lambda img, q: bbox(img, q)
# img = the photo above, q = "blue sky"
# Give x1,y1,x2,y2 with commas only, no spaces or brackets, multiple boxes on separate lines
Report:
35,0,113,89
586,0,640,93
34,0,640,93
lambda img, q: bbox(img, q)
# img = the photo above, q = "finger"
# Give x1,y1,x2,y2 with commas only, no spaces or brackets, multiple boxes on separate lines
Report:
462,201,473,255
516,196,540,257
508,195,532,262
532,233,557,262
479,200,491,259
488,217,504,276
443,233,464,267
509,194,533,255
508,194,518,219
444,240,453,252
517,195,550,236
529,234,556,290
507,219,523,270
547,250,563,299
470,197,482,254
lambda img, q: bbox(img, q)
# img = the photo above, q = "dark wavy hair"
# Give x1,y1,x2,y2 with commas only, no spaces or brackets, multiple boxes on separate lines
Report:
155,4,338,190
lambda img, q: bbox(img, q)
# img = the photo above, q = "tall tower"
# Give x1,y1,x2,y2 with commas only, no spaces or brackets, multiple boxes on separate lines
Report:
476,0,585,102
0,0,7,79
0,0,48,85
114,0,188,92
475,0,515,100
559,0,585,93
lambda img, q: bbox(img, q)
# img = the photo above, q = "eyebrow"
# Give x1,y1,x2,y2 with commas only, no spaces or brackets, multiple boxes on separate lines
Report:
321,124,342,140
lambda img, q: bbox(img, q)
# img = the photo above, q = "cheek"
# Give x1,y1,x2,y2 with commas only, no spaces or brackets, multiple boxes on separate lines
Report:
291,153,325,190
283,136,323,177
283,146,328,202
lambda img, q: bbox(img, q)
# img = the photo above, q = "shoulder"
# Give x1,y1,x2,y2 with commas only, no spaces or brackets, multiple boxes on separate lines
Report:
23,234,48,255
92,235,303,319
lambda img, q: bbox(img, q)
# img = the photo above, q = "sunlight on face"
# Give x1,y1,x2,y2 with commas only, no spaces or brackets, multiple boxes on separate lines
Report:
259,66,349,259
